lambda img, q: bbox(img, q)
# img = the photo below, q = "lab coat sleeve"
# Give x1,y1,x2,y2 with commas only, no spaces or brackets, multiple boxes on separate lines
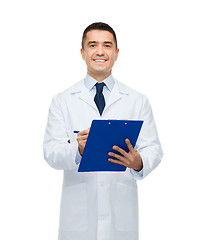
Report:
130,96,163,179
43,95,79,170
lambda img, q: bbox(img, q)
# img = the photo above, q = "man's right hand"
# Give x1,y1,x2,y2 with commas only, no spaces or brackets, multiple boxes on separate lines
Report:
76,128,90,156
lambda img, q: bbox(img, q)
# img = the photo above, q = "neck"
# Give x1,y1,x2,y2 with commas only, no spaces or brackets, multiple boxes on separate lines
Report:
87,71,112,82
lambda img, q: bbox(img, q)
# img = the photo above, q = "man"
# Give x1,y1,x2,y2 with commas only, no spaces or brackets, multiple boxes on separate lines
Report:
43,22,163,240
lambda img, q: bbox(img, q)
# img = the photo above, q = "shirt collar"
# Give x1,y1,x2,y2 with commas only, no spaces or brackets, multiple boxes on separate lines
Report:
84,74,115,92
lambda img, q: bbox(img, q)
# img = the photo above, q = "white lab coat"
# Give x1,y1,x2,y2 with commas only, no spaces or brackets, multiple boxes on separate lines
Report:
43,78,163,240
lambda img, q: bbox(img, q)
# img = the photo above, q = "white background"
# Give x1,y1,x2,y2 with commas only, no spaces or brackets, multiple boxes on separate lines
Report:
0,0,202,239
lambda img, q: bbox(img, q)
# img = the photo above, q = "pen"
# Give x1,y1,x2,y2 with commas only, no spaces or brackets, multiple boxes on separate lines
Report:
73,131,80,133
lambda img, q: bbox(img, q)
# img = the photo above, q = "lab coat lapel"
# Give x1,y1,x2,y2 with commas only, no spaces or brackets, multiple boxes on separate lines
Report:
104,79,128,112
72,80,97,111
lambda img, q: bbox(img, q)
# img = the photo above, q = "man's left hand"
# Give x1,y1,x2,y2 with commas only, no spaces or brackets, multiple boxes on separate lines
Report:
108,138,143,171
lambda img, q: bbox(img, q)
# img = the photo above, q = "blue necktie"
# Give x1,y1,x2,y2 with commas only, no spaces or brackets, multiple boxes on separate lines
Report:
94,82,106,115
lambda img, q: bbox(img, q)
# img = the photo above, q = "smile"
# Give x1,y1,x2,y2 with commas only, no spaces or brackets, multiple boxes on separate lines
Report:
93,59,107,62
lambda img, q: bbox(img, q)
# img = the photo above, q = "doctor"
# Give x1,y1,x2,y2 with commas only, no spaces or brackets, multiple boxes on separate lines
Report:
43,22,163,240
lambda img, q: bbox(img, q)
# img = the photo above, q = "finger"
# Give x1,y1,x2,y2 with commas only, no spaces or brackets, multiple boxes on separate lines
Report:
112,145,127,157
77,133,88,138
108,152,126,162
78,128,90,135
108,158,127,167
81,139,87,144
77,135,88,141
125,138,134,151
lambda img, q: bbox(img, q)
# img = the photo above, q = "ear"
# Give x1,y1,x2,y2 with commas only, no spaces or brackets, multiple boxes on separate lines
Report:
115,48,119,61
80,48,85,60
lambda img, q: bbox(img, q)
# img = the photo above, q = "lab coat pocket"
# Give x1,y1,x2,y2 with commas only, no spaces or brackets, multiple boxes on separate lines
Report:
114,182,138,231
59,182,88,231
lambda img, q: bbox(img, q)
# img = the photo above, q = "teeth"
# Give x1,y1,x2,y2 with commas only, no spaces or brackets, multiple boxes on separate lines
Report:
94,60,106,62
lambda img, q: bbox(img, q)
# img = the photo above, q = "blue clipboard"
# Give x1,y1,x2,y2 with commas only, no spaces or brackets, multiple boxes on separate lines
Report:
78,119,144,172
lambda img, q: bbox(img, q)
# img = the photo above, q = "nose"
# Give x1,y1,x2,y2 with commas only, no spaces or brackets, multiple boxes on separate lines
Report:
96,45,104,56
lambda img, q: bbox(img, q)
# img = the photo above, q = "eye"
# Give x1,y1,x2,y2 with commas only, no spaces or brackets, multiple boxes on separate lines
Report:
105,44,111,48
90,44,96,48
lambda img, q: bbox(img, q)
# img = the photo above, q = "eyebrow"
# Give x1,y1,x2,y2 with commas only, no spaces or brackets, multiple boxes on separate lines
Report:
87,41,113,45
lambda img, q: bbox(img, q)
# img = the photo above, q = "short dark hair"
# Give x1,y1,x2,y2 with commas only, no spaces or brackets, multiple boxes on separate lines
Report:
81,22,117,49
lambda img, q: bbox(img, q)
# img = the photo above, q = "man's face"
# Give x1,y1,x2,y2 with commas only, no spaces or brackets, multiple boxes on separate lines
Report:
81,30,119,80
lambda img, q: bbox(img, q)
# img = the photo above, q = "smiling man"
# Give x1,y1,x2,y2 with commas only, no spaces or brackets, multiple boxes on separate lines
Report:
43,22,163,240
81,29,119,82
